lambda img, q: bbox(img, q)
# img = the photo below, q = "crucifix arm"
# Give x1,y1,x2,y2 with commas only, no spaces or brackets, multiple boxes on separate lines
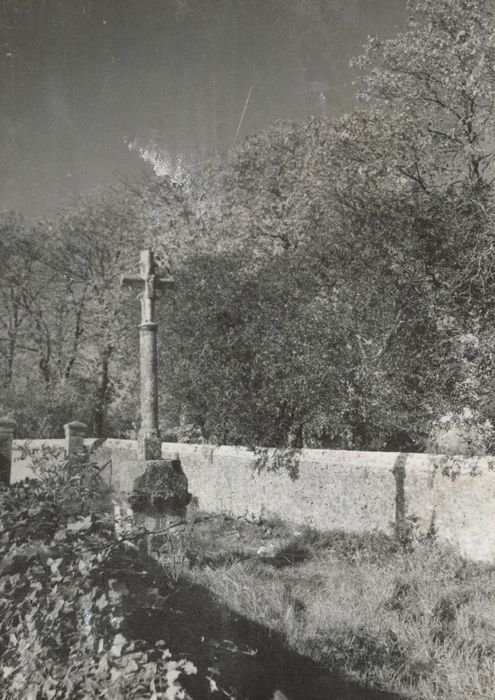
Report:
155,277,175,292
121,275,144,290
121,249,174,325
121,274,175,293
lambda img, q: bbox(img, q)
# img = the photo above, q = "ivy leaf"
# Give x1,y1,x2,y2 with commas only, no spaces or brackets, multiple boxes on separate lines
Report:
95,593,108,611
123,658,138,675
67,516,92,533
111,633,127,657
48,598,64,620
77,559,89,575
110,667,123,682
49,558,63,575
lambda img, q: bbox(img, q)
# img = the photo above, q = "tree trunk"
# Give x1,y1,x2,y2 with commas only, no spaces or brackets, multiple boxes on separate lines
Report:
93,344,113,437
64,306,84,380
287,423,304,449
6,332,16,386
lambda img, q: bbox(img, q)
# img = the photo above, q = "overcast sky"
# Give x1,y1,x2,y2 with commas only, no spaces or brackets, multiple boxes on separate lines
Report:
0,0,406,217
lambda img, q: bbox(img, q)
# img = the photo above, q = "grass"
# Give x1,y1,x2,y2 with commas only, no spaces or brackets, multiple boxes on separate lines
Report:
155,513,495,700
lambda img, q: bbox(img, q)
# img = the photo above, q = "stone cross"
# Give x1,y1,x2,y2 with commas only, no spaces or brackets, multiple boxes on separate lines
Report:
121,249,174,459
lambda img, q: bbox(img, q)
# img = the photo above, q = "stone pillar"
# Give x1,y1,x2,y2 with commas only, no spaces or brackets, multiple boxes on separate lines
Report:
64,421,87,456
121,248,190,539
138,321,161,460
0,417,16,486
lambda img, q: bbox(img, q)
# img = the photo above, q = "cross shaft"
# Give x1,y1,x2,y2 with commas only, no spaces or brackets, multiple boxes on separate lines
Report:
121,249,174,325
121,248,174,459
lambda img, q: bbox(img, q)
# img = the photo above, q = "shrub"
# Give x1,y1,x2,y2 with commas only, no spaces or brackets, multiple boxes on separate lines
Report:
0,447,199,699
427,407,495,456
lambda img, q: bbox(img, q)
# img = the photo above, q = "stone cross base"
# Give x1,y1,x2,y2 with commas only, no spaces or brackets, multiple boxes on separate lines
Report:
137,429,163,461
129,457,191,551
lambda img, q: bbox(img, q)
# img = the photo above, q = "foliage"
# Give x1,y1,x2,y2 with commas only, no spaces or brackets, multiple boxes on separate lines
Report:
166,0,493,449
193,118,339,255
175,0,495,449
319,0,495,449
164,164,493,450
0,175,196,438
14,442,111,514
0,447,199,699
427,406,495,456
161,247,364,447
349,0,495,192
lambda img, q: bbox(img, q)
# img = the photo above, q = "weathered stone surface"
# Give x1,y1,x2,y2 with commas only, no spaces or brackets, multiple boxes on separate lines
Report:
129,458,191,516
137,429,162,461
405,453,495,561
177,445,398,535
138,322,159,440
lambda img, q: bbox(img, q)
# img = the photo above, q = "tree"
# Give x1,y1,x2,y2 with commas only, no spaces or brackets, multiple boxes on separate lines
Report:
160,248,359,447
348,0,495,193
1,175,198,438
42,176,199,437
192,118,339,255
0,213,61,393
0,213,33,387
168,0,495,449
319,0,495,445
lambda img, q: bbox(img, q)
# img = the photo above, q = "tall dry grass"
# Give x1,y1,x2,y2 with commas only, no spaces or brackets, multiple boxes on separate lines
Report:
157,515,495,699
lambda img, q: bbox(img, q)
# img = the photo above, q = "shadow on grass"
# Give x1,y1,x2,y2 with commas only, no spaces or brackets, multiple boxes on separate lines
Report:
187,527,400,574
188,541,313,571
298,528,402,563
189,549,255,569
269,541,313,569
123,551,403,700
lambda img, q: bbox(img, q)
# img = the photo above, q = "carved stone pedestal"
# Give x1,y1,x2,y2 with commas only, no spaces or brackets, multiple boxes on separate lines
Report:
129,456,191,554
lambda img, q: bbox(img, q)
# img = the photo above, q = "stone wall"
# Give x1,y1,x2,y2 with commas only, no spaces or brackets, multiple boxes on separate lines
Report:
11,439,495,562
